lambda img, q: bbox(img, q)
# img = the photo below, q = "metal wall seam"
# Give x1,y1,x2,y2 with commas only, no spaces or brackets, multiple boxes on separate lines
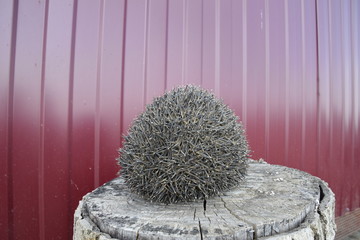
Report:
38,0,50,239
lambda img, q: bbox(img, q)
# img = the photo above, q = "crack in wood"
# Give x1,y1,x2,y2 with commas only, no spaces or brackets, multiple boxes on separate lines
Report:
317,183,328,240
219,196,257,239
198,220,203,240
319,184,325,203
136,229,140,240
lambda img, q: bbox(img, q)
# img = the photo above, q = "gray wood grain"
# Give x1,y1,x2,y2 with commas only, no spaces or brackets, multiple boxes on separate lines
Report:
74,161,335,240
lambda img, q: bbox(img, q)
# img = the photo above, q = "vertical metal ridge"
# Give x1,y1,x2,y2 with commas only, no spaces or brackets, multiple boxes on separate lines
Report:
327,1,334,179
182,0,188,85
120,0,128,139
315,0,321,177
350,0,360,210
200,0,204,86
67,0,78,237
242,0,247,127
284,0,290,164
143,0,150,106
327,0,333,128
214,0,220,96
300,0,307,170
341,0,354,213
327,0,339,214
339,1,346,214
326,0,333,179
164,0,169,91
349,0,356,210
264,0,270,160
229,0,233,90
348,0,353,209
356,0,360,210
39,0,50,239
94,0,105,188
341,1,350,133
7,0,19,239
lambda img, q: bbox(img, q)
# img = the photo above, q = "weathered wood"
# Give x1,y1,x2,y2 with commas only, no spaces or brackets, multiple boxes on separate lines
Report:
73,161,336,240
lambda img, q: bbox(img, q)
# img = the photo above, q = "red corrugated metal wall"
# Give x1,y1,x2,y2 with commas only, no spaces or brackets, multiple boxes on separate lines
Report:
0,0,359,239
317,0,360,219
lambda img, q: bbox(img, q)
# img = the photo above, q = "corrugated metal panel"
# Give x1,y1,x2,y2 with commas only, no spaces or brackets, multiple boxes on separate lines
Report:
0,0,359,239
317,0,360,215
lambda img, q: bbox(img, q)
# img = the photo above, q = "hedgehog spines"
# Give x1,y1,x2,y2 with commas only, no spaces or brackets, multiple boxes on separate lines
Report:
118,85,249,204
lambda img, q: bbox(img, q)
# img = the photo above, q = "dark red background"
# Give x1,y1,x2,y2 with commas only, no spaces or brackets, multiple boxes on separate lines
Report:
0,0,359,239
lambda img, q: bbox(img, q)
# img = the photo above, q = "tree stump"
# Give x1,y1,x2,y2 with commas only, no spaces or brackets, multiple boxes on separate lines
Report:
73,161,336,239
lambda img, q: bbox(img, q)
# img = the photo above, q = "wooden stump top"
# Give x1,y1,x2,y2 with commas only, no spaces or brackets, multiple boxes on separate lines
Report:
75,161,335,239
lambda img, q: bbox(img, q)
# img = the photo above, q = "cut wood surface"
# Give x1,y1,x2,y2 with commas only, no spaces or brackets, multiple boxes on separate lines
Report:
73,161,336,240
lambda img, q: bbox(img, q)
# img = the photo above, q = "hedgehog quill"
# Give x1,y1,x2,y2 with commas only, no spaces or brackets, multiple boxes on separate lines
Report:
117,85,250,204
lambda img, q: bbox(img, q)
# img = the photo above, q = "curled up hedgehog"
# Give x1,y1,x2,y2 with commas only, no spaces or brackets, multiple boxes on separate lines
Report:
117,85,250,204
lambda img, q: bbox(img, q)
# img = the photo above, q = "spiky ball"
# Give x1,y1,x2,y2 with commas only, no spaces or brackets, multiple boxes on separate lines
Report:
118,85,249,204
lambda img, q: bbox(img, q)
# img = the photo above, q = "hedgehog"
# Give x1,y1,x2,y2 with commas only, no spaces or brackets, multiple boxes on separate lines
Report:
117,85,249,204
